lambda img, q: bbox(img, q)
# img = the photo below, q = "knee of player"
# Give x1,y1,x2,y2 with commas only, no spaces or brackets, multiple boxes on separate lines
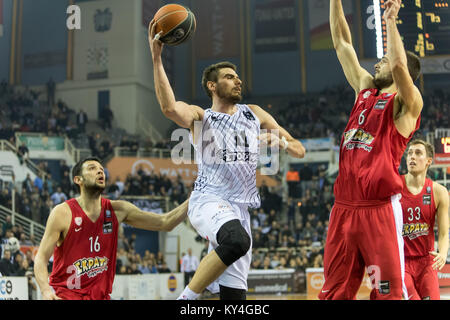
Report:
216,220,251,266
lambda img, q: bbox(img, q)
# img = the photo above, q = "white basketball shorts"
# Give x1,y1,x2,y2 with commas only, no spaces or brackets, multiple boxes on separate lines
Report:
188,191,252,291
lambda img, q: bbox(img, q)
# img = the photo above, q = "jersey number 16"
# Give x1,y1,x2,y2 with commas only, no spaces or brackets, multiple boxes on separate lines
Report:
89,236,101,252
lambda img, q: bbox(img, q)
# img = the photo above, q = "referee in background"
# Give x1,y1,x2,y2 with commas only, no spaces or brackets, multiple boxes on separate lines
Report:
181,248,199,287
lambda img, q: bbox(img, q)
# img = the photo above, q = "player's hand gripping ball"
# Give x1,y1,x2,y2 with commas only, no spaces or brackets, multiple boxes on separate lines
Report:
153,4,196,46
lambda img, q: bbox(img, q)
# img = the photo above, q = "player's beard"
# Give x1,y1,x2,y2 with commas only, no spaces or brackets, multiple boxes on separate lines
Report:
373,72,394,89
216,83,242,104
84,180,105,196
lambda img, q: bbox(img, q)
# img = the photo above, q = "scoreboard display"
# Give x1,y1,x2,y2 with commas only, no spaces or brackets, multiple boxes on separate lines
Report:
382,0,450,57
434,136,450,165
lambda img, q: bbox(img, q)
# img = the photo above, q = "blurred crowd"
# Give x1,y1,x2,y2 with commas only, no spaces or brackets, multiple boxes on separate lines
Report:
115,229,172,275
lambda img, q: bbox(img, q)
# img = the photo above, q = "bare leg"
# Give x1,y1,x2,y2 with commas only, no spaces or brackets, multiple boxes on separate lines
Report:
188,250,227,293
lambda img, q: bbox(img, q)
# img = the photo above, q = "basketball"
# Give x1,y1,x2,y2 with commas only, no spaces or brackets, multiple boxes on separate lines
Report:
153,4,196,46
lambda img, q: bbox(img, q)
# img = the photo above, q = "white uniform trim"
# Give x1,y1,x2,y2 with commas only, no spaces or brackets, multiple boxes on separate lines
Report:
391,193,408,300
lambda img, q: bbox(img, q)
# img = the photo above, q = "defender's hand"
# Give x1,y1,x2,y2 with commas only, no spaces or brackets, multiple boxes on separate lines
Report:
430,251,446,270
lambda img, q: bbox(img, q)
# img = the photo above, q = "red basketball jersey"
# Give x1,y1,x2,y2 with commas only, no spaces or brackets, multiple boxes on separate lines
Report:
334,88,420,202
400,176,436,257
49,198,118,299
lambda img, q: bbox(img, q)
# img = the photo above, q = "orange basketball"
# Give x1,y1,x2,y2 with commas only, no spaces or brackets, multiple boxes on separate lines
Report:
154,4,196,46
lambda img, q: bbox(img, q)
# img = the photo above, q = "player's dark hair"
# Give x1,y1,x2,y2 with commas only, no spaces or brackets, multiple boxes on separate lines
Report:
408,139,434,159
202,61,237,99
406,51,421,82
72,156,103,192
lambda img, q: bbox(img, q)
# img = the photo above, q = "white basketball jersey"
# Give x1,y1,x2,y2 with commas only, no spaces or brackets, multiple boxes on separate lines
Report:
191,104,261,208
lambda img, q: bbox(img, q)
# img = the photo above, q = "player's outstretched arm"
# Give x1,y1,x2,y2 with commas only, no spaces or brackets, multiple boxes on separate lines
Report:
430,183,449,270
249,104,305,159
384,0,423,137
148,20,204,129
113,199,189,232
330,0,373,94
34,204,69,300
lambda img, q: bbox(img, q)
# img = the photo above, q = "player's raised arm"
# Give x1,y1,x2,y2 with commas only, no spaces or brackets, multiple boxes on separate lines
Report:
330,0,373,94
430,183,449,270
249,104,305,159
113,199,189,232
34,204,70,300
148,19,204,129
384,0,423,136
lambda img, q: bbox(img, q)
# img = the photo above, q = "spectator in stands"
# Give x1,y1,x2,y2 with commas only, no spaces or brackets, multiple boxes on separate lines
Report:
60,171,72,196
129,262,142,275
22,174,33,194
2,215,13,236
147,259,159,274
0,249,14,276
267,234,277,250
43,173,54,195
102,105,114,130
156,251,165,268
118,265,127,275
158,262,171,273
250,210,261,230
114,177,124,195
76,109,88,132
277,256,288,270
0,189,11,208
50,186,67,205
33,175,43,193
262,256,272,270
21,198,32,219
286,165,300,198
170,188,184,206
19,233,33,246
299,163,313,197
12,251,25,274
18,142,29,165
251,258,262,270
286,197,297,229
257,208,267,226
252,231,265,249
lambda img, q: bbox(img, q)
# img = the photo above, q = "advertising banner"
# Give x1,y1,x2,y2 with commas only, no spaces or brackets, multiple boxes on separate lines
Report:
192,0,240,59
0,277,28,300
106,157,280,187
17,134,64,151
306,268,373,299
247,269,295,294
308,0,353,51
254,0,297,53
159,273,183,299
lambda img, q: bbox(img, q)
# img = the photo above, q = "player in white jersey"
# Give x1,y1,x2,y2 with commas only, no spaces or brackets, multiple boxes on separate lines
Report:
149,20,306,300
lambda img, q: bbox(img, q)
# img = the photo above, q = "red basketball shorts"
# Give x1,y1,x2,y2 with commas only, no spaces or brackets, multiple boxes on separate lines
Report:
53,286,111,300
404,255,440,300
319,194,407,300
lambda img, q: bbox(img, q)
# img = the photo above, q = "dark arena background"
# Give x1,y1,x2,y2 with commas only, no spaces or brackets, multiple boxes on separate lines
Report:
0,0,449,303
